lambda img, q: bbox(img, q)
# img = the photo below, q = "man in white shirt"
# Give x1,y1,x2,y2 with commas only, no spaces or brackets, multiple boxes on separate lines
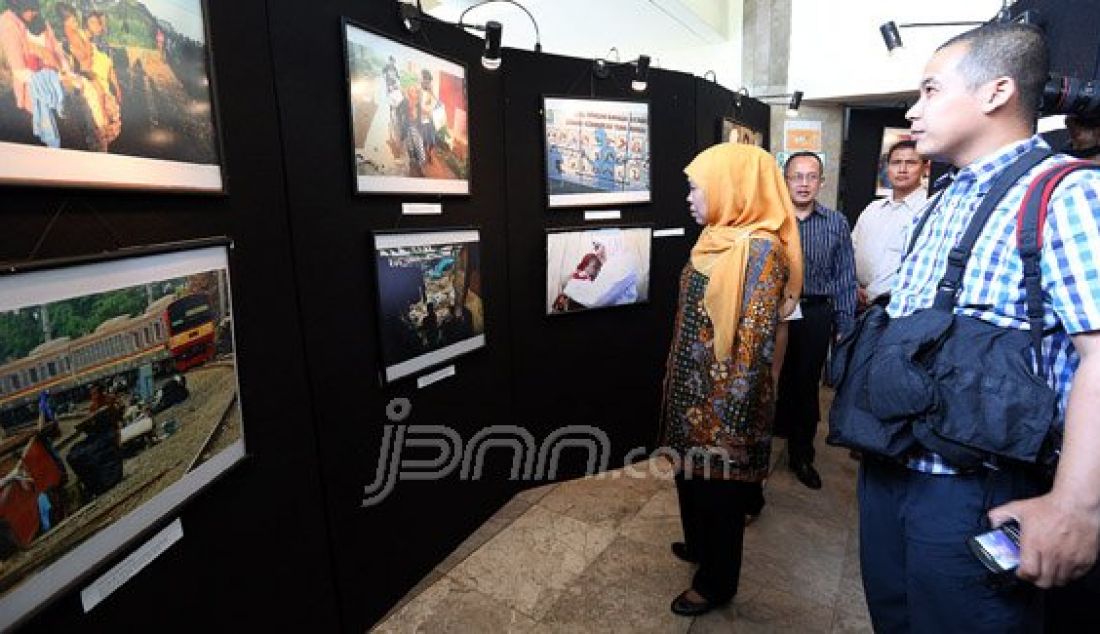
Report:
851,139,929,309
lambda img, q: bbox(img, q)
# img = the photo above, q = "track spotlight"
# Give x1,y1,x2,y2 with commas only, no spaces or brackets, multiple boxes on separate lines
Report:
734,87,748,110
398,1,422,33
592,58,611,79
481,20,502,71
880,21,903,54
632,55,651,92
786,91,803,118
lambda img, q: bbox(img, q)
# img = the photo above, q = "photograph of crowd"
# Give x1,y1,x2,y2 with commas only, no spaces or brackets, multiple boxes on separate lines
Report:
546,226,652,315
373,230,484,382
345,21,470,195
543,96,650,208
0,245,243,627
720,116,764,147
0,0,222,191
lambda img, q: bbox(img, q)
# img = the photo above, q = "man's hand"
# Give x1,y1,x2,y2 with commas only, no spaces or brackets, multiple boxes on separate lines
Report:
988,494,1100,588
856,286,869,310
987,331,1100,588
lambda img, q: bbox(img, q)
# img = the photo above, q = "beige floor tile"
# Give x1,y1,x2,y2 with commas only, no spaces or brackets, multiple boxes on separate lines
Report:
446,504,617,619
376,568,446,627
632,486,680,519
537,535,694,633
373,575,538,633
434,517,510,576
515,482,558,505
690,585,833,633
832,609,874,634
535,472,662,530
617,514,684,553
376,387,877,632
494,495,535,523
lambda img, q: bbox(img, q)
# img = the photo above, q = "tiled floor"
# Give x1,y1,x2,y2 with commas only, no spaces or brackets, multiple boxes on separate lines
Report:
373,391,872,633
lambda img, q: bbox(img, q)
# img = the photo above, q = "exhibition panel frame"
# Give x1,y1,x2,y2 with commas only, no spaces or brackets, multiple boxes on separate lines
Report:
0,0,226,193
0,238,247,629
544,224,654,316
718,116,765,147
369,228,486,383
342,18,472,197
541,95,651,209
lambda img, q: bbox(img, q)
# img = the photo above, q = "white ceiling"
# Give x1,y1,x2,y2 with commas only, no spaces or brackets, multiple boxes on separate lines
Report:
425,0,731,61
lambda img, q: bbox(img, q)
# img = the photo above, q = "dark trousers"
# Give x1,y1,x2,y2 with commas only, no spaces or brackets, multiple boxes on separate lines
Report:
674,472,761,604
1045,569,1100,632
774,300,833,466
858,458,1045,633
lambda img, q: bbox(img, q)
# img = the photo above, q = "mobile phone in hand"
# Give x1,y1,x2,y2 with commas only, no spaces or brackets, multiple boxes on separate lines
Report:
968,521,1021,574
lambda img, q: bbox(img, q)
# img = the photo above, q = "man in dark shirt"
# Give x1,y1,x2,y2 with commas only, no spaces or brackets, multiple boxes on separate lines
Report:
774,151,857,489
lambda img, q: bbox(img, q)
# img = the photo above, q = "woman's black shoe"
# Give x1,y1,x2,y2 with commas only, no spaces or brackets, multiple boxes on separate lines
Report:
670,589,727,616
670,542,699,563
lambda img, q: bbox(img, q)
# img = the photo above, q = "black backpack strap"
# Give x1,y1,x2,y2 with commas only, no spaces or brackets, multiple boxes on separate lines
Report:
1015,160,1100,377
906,190,945,256
931,147,1054,311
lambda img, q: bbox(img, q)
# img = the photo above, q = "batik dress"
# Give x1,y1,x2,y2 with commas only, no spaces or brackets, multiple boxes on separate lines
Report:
660,237,788,482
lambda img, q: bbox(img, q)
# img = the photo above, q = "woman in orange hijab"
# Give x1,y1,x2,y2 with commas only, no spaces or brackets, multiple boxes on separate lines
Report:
660,143,803,617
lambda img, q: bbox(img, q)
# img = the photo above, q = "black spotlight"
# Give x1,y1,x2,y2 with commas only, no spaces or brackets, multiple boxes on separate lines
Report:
481,20,503,70
880,21,903,54
399,2,422,33
786,90,803,117
632,55,651,92
592,58,611,79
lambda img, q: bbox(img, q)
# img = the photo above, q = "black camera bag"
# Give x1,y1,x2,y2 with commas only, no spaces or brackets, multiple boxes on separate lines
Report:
828,149,1099,470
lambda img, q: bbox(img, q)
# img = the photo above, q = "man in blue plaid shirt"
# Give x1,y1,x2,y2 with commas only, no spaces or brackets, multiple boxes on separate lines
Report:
858,23,1100,632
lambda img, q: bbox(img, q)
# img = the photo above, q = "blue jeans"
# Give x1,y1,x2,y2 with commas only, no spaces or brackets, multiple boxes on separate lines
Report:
858,458,1045,633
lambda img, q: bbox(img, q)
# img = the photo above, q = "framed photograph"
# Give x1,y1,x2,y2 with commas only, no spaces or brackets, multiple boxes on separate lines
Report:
546,225,652,315
0,0,224,192
343,20,470,196
371,229,484,383
543,96,650,208
719,117,764,147
0,239,245,628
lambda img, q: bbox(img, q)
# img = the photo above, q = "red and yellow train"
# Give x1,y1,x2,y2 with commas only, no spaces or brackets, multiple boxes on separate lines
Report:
0,293,217,424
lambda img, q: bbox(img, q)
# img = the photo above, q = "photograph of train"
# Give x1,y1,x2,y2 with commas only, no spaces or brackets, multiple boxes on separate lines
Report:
0,244,243,627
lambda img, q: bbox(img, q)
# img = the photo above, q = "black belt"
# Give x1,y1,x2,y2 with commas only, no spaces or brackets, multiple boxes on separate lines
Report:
800,295,830,306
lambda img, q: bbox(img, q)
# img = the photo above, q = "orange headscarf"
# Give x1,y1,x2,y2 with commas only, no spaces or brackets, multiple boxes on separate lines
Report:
684,143,803,360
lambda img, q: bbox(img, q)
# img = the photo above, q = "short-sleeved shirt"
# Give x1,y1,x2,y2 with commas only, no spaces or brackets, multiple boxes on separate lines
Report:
888,136,1100,474
852,188,927,300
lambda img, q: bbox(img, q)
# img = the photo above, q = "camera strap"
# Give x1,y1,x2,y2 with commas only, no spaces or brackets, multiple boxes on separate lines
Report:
926,147,1054,311
1015,160,1100,377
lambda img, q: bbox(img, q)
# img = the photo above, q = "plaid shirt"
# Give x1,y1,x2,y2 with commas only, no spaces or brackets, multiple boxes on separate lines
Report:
888,136,1100,474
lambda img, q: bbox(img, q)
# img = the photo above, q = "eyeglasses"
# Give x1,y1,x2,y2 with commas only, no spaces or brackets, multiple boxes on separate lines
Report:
787,173,820,184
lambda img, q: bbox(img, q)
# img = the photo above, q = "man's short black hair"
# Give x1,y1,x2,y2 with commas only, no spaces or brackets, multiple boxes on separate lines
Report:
886,139,920,162
784,151,823,176
937,22,1049,122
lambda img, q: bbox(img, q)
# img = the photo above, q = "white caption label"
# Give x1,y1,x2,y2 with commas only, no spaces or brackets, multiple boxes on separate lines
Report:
417,365,457,388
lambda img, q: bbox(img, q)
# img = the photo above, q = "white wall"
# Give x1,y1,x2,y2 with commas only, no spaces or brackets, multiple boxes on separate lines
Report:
788,0,1004,101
